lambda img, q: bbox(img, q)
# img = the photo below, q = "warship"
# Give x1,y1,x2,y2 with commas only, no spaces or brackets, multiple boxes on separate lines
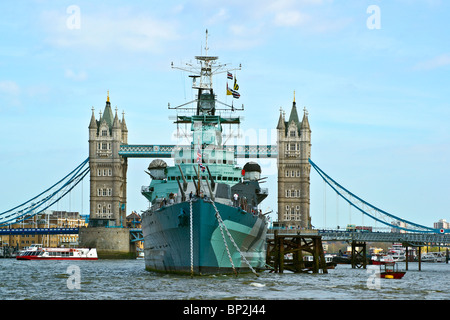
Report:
141,31,269,275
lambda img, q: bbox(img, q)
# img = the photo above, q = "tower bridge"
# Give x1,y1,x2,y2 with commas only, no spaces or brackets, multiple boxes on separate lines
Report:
1,92,448,259
118,144,277,159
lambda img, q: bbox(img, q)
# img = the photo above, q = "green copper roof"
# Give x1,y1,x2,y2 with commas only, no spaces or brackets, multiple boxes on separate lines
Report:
288,102,300,126
102,101,114,129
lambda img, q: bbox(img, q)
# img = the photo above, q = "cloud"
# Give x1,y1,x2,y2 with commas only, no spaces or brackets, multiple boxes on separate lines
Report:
273,11,310,27
64,69,88,81
413,54,450,71
223,0,349,48
40,7,180,54
206,8,229,25
0,80,20,108
0,81,20,95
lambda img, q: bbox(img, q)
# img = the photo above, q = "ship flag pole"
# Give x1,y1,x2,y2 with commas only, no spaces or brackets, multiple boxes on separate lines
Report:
205,29,209,56
196,138,201,196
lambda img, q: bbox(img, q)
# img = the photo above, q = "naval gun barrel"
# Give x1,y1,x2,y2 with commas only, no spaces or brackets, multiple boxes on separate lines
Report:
206,166,215,190
175,177,186,202
177,165,188,191
204,171,215,201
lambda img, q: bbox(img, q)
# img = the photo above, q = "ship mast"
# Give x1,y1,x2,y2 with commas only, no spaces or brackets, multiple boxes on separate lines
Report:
169,29,242,115
169,30,243,196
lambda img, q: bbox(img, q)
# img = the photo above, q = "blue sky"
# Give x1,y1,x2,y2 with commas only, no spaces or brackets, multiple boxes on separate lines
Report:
0,0,449,229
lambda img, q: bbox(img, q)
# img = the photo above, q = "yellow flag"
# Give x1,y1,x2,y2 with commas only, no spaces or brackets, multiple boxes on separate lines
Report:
227,83,233,95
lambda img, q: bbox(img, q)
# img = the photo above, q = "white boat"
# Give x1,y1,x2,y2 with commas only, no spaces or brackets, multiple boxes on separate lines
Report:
371,254,395,265
16,244,98,260
421,252,446,263
432,252,446,262
325,254,335,264
421,253,437,262
387,244,406,262
303,254,336,269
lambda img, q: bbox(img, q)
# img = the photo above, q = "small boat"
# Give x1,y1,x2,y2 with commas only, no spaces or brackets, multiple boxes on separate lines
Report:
421,252,446,263
433,252,446,262
421,253,437,262
387,243,406,262
16,244,98,260
371,254,395,265
136,250,145,260
332,255,351,264
325,254,337,269
302,254,337,269
378,262,406,279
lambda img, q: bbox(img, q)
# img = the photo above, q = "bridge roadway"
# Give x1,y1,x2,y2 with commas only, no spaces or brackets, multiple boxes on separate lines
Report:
0,227,79,235
270,229,450,247
118,144,277,158
4,227,449,247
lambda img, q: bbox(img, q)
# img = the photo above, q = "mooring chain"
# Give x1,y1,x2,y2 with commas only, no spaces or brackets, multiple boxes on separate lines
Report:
217,213,238,276
193,178,259,276
209,200,259,277
189,197,237,277
189,199,194,277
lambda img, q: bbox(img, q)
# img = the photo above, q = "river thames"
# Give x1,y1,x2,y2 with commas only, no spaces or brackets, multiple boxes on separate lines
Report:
1,258,449,301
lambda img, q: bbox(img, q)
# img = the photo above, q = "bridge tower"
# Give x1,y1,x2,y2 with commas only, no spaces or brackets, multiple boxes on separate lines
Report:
276,93,312,229
88,91,128,227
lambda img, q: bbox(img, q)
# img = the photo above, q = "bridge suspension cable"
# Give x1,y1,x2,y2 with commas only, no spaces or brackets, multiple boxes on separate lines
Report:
0,158,90,227
309,159,440,234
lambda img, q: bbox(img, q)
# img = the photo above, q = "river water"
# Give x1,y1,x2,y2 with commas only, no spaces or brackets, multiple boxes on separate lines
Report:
1,258,449,301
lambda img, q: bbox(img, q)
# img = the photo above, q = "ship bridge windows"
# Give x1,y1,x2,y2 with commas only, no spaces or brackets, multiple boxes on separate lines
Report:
163,173,240,183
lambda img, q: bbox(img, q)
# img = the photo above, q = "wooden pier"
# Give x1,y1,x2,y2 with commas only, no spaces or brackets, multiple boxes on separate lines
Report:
266,231,328,273
350,241,367,269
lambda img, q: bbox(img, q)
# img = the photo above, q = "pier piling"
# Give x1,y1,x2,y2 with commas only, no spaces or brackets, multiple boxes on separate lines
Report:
266,231,328,274
350,241,367,269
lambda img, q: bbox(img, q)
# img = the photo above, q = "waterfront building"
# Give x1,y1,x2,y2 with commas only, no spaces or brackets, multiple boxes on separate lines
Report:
276,94,312,229
125,211,141,228
126,211,143,251
0,210,87,249
434,219,449,230
391,221,407,233
88,91,128,227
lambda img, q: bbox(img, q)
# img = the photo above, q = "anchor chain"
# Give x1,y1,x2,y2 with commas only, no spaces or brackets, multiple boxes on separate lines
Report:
189,199,194,277
192,175,259,277
218,213,238,276
209,200,259,277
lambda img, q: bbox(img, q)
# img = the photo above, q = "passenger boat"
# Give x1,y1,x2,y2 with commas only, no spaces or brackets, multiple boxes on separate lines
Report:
16,244,98,260
387,243,406,262
433,252,446,262
271,254,335,272
378,262,406,279
301,255,336,269
421,253,437,262
420,252,446,262
371,254,395,265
